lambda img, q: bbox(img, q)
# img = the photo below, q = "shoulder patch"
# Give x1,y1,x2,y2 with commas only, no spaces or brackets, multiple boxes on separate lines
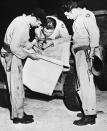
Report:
61,23,65,28
85,13,90,17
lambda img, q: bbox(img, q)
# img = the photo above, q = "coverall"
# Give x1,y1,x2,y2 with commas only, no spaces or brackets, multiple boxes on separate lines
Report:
72,8,100,115
1,14,38,119
35,16,71,92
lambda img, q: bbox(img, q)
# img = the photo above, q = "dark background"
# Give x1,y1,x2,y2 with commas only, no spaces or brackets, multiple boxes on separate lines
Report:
0,0,107,21
0,0,107,90
0,0,107,42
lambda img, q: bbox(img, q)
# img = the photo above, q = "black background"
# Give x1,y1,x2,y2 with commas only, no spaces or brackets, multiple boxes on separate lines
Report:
0,0,107,90
0,0,107,42
0,0,107,19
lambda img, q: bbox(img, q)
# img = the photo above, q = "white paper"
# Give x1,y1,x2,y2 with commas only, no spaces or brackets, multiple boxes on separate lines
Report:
23,58,63,95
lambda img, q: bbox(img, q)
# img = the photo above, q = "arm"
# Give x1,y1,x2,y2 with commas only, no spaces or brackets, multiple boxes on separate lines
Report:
84,14,100,48
84,14,100,58
53,22,71,45
46,22,71,47
10,25,39,60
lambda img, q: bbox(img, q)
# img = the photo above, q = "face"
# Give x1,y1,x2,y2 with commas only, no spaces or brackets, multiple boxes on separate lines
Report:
32,16,42,27
64,8,78,20
43,27,54,37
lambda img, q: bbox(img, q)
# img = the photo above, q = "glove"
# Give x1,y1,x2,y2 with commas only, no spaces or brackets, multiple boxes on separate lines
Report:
89,48,95,59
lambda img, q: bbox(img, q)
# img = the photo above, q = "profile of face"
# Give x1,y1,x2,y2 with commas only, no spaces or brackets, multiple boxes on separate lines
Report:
43,28,54,37
32,16,42,27
43,17,56,37
64,8,78,20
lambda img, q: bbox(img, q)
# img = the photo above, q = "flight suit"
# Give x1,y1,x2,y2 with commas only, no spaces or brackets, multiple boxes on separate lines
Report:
35,16,71,92
1,15,36,119
72,8,100,115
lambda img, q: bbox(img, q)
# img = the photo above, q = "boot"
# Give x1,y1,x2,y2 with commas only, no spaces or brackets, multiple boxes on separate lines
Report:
24,112,33,119
73,115,96,126
13,113,34,124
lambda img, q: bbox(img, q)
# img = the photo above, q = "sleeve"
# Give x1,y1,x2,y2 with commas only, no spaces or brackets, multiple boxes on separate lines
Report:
59,21,69,37
10,24,30,59
84,14,100,48
53,21,71,45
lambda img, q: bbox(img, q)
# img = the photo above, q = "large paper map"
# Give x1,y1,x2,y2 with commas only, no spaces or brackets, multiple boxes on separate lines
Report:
23,42,70,95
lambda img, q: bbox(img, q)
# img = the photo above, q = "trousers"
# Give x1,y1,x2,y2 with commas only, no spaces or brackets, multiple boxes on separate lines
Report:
1,54,25,119
74,50,96,115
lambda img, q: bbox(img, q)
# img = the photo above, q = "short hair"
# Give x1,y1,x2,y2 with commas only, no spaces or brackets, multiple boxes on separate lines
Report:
62,0,87,12
31,8,47,26
45,17,56,30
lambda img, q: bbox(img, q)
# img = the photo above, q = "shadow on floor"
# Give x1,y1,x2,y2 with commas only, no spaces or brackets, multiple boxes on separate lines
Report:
0,88,11,109
0,83,63,111
25,86,63,101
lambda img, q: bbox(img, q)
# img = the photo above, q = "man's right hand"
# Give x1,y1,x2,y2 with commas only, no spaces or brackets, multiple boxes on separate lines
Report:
32,45,43,54
29,53,40,60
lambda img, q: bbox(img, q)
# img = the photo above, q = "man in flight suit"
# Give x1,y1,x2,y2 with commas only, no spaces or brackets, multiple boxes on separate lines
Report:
35,16,71,97
64,0,100,126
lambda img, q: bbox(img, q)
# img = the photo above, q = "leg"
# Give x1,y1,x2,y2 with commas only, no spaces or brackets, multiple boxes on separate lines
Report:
73,51,97,126
4,55,33,124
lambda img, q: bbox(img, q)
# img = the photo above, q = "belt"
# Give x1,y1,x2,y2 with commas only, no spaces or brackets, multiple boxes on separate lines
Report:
73,46,90,54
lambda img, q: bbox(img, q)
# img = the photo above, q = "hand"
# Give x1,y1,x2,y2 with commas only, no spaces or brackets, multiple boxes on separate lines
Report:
38,40,44,49
29,53,40,60
42,40,54,49
31,39,38,46
89,48,95,59
32,46,43,55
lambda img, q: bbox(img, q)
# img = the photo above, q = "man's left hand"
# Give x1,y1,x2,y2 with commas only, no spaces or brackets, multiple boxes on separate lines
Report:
42,40,54,50
89,48,95,59
32,46,43,55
